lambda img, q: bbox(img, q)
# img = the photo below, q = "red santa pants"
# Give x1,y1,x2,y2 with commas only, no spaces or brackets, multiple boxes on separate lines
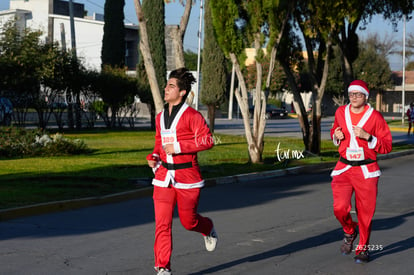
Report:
331,166,378,254
153,185,213,270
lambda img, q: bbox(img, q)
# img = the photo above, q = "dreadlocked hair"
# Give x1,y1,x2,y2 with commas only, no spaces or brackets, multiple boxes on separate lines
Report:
168,67,196,101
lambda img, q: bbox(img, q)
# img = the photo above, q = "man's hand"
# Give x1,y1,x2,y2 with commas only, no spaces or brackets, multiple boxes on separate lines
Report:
147,159,157,168
353,126,370,140
163,144,175,155
334,127,345,141
147,154,159,168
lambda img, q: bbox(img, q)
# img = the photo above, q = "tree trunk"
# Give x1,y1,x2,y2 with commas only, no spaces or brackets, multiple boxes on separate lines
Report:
207,104,215,133
170,27,185,68
167,0,192,69
308,39,331,154
67,103,74,129
75,93,82,129
341,54,354,96
230,53,262,163
280,60,310,151
147,102,155,130
134,0,164,114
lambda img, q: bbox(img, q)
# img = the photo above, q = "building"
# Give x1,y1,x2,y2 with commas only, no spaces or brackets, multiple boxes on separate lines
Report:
0,0,139,71
383,71,414,113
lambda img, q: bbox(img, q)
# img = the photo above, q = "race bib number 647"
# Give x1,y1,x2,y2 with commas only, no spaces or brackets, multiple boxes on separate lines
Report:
346,147,365,161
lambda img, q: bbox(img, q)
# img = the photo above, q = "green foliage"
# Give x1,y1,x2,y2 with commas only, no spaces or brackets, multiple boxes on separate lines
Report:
353,42,393,91
143,0,166,90
406,61,414,71
0,127,90,158
244,56,287,94
267,97,282,107
101,0,126,67
91,66,138,127
0,21,45,104
210,0,245,63
326,35,394,98
91,100,105,114
184,50,199,71
201,0,227,106
325,46,346,96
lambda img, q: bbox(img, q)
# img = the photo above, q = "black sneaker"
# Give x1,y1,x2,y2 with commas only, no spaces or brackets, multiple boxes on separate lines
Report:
340,231,357,255
354,250,370,263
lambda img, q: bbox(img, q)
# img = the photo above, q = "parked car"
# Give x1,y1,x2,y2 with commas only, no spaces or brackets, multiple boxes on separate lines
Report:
249,104,289,119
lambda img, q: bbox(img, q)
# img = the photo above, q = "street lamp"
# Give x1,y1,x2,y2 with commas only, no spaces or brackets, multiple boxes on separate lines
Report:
195,0,203,111
402,14,406,124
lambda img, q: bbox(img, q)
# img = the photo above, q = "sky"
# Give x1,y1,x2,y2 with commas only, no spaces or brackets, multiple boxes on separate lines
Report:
0,0,413,71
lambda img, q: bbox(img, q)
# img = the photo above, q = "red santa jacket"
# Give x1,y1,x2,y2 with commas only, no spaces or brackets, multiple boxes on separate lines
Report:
330,104,392,179
147,103,214,188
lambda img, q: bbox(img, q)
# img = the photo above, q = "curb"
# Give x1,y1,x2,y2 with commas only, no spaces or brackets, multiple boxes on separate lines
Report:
1,149,414,222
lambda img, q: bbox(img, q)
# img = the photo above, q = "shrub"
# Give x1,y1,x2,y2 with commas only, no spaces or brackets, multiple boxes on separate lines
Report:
0,127,90,158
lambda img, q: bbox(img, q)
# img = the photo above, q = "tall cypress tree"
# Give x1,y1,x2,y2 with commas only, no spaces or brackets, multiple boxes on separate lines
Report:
101,0,126,68
142,0,166,92
201,0,227,132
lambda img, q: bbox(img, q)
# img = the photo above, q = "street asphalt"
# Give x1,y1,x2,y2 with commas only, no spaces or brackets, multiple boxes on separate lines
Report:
0,117,413,274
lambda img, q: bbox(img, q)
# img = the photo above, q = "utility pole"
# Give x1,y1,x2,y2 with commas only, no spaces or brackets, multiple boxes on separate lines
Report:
195,0,203,111
68,0,80,129
402,14,406,125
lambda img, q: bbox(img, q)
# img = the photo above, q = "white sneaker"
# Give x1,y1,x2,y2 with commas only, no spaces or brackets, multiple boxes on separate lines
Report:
156,267,172,275
204,227,218,252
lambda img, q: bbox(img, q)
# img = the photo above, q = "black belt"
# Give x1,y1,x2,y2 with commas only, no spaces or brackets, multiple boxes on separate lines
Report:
340,157,376,166
162,161,192,170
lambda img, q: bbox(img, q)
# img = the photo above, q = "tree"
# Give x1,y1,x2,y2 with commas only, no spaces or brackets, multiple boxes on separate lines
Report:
92,66,138,128
282,1,413,154
166,0,194,68
184,49,199,70
136,55,156,130
333,0,414,95
277,1,350,154
134,0,196,115
353,38,393,91
243,56,287,95
394,32,414,66
101,0,126,68
200,0,226,132
365,33,397,58
407,33,414,61
406,61,414,71
0,20,98,130
133,0,164,114
143,0,167,91
210,0,291,163
0,20,53,128
327,36,393,108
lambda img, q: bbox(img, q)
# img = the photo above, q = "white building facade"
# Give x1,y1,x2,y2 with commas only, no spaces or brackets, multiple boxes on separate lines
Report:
0,0,139,71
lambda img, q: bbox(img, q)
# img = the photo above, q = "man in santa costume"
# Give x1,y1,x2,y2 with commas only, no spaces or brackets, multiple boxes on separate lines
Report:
146,68,217,275
406,102,414,136
330,80,392,263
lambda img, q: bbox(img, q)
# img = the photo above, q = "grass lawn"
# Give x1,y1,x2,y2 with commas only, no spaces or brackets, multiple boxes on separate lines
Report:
0,128,412,210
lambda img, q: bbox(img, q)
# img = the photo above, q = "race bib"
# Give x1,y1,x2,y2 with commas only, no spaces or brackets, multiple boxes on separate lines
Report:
346,147,365,161
161,129,177,145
